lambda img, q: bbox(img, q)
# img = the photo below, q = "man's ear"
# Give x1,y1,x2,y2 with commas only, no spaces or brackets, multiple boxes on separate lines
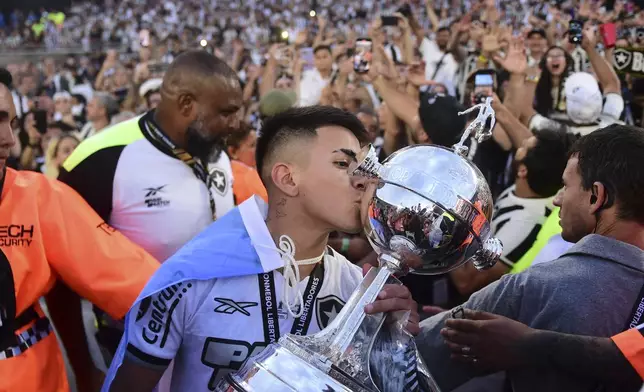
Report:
177,92,195,118
589,181,607,214
517,163,528,179
271,162,299,197
227,146,237,159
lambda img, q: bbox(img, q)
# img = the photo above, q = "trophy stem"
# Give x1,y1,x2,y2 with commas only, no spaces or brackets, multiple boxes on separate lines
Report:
326,265,393,357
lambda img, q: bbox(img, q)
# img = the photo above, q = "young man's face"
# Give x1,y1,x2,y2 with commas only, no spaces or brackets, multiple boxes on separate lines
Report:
436,30,451,50
314,49,333,73
297,126,368,234
528,34,547,55
554,156,595,243
55,97,72,115
0,85,17,177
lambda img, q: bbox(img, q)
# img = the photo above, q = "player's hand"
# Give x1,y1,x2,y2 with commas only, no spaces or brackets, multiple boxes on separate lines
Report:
362,265,421,335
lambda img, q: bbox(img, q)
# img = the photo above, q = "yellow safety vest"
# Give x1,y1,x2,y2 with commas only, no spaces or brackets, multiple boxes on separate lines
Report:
511,207,562,274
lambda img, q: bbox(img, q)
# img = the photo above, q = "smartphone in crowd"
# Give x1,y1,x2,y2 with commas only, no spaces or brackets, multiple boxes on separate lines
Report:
353,38,373,74
278,29,290,44
269,27,289,44
472,71,495,105
568,20,584,45
475,73,494,87
637,27,644,43
600,23,617,48
381,15,399,27
32,110,48,135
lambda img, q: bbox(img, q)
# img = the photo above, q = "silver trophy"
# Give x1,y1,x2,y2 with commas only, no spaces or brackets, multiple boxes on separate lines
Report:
216,98,502,392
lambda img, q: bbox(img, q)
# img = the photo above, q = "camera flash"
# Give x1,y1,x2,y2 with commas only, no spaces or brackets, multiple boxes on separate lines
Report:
200,39,207,47
309,10,316,17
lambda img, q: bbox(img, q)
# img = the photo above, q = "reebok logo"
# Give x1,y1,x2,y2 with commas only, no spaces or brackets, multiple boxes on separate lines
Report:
144,185,170,208
214,298,258,316
0,225,34,247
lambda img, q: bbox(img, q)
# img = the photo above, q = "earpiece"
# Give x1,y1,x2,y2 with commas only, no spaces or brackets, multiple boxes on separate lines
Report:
590,194,597,204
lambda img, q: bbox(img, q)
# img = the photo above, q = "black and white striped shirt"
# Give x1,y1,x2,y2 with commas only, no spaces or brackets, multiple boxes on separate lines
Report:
491,185,555,267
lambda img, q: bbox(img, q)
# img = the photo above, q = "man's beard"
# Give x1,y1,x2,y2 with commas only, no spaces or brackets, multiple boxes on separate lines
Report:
185,121,225,163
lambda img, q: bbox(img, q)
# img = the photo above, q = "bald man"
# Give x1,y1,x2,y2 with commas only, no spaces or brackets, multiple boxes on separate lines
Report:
55,50,243,363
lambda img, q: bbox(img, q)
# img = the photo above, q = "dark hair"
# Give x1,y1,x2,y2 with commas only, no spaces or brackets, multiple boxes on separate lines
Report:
568,124,644,224
313,45,332,55
356,106,377,118
226,123,254,150
256,106,368,184
534,46,574,117
522,126,578,197
437,27,451,34
163,50,239,91
356,105,379,125
52,134,80,157
0,68,12,89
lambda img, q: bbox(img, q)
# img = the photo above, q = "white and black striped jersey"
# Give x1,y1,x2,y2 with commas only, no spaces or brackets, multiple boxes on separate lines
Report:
491,185,555,267
125,197,363,391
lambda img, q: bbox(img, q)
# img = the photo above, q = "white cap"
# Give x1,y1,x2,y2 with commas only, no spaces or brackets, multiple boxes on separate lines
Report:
139,78,163,98
565,72,603,125
53,91,72,101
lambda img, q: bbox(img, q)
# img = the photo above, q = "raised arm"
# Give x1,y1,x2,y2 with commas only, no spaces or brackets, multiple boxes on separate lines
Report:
581,26,620,95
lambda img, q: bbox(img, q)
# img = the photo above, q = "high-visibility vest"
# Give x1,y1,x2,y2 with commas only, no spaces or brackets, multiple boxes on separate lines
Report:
612,325,644,379
511,207,562,274
231,160,267,204
0,168,158,392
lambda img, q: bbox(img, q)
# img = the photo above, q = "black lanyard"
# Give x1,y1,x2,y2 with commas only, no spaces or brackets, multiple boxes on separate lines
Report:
139,112,216,219
624,282,644,331
0,167,5,205
258,261,326,344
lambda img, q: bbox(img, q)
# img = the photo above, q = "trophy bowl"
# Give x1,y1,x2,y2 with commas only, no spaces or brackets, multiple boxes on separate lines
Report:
363,144,499,276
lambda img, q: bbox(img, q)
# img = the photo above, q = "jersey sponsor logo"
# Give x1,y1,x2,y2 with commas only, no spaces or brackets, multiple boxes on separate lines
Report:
208,168,228,196
0,225,34,247
136,297,152,322
140,282,191,348
213,298,258,316
201,337,266,390
143,185,170,208
316,295,345,329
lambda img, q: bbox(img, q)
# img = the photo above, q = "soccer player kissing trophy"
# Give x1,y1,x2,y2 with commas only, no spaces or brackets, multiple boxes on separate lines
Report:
215,99,503,392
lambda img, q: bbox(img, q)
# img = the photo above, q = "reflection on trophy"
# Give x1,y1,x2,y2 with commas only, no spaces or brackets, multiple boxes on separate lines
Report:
215,98,503,392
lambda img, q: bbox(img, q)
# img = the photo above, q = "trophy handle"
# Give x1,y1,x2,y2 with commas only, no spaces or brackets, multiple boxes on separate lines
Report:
351,144,383,179
470,237,503,270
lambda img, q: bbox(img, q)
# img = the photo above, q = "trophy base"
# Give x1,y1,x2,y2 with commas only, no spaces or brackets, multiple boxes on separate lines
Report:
214,342,362,392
